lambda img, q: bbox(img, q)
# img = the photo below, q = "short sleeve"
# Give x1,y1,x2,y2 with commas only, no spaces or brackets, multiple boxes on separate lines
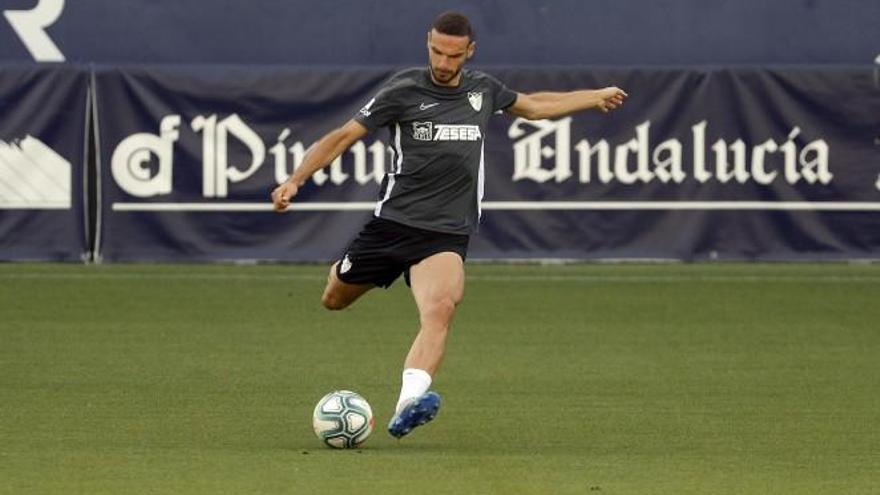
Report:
353,85,404,131
485,73,518,112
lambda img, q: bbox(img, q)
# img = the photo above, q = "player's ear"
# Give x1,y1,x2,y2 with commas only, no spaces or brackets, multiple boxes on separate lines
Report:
466,41,476,60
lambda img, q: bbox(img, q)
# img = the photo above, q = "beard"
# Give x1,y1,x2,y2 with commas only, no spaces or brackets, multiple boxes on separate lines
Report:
429,64,461,85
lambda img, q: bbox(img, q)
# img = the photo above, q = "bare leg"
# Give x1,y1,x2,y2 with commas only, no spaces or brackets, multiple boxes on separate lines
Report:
320,262,374,310
404,252,465,376
387,252,464,435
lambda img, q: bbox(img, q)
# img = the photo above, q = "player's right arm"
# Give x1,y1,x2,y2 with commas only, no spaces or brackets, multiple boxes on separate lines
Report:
271,119,368,212
273,75,404,212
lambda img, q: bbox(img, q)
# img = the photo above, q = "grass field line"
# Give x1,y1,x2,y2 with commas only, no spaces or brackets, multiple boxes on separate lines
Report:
3,271,880,283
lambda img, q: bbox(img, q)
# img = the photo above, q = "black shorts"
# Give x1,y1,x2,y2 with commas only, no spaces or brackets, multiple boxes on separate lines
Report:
335,217,470,288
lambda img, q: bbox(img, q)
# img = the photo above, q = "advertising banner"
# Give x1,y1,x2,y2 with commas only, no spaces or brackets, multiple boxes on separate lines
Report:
0,65,89,260
95,65,880,261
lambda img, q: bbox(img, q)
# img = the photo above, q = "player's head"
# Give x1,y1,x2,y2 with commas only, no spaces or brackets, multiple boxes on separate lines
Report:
427,11,475,86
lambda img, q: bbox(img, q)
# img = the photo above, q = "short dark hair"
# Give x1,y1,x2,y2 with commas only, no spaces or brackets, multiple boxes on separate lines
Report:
431,11,474,40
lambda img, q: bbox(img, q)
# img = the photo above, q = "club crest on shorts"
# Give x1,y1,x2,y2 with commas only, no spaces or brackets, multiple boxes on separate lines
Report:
467,91,483,112
340,255,352,274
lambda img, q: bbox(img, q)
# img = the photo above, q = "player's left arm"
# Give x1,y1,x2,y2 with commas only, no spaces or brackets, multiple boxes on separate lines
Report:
506,87,628,120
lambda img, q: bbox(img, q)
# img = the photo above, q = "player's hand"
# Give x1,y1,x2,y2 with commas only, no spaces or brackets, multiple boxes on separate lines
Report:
596,87,628,113
271,181,299,212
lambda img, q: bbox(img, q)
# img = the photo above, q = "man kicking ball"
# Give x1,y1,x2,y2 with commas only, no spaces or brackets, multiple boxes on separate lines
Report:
272,11,627,438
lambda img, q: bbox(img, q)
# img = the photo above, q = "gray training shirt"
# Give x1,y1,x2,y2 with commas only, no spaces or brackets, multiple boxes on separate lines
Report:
354,67,518,235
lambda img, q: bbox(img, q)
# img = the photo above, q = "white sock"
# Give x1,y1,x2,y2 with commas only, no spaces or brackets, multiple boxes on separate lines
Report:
395,368,432,412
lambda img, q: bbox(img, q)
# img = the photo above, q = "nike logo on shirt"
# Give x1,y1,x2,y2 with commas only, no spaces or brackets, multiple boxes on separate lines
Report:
419,102,440,110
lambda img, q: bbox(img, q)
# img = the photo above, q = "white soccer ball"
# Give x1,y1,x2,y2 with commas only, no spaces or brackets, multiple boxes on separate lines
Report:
312,390,375,449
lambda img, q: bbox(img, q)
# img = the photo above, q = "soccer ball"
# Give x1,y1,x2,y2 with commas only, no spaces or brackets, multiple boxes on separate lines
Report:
312,390,375,449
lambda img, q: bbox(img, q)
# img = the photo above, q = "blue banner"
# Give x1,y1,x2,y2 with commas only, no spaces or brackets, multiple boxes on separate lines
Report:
95,65,880,261
1,0,878,65
94,66,389,261
0,65,89,261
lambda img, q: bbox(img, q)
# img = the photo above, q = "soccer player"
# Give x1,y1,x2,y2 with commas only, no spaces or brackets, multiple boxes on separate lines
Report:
271,11,626,438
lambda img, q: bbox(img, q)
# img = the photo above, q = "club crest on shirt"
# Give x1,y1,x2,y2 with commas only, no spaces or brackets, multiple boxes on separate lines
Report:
413,122,433,141
467,91,483,112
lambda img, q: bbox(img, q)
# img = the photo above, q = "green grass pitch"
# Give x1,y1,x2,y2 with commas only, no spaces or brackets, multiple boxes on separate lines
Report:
1,262,878,494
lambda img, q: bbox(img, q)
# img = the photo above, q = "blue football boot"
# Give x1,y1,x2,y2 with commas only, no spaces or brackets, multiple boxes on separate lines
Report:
387,391,441,438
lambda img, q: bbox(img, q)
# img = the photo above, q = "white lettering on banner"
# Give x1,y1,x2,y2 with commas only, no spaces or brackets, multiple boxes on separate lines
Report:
273,140,386,187
348,141,390,185
270,129,293,185
111,115,389,198
271,130,387,187
614,121,653,184
509,118,572,183
311,150,348,186
111,115,180,197
3,0,65,62
110,114,845,205
509,117,833,187
191,113,265,198
653,135,686,183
